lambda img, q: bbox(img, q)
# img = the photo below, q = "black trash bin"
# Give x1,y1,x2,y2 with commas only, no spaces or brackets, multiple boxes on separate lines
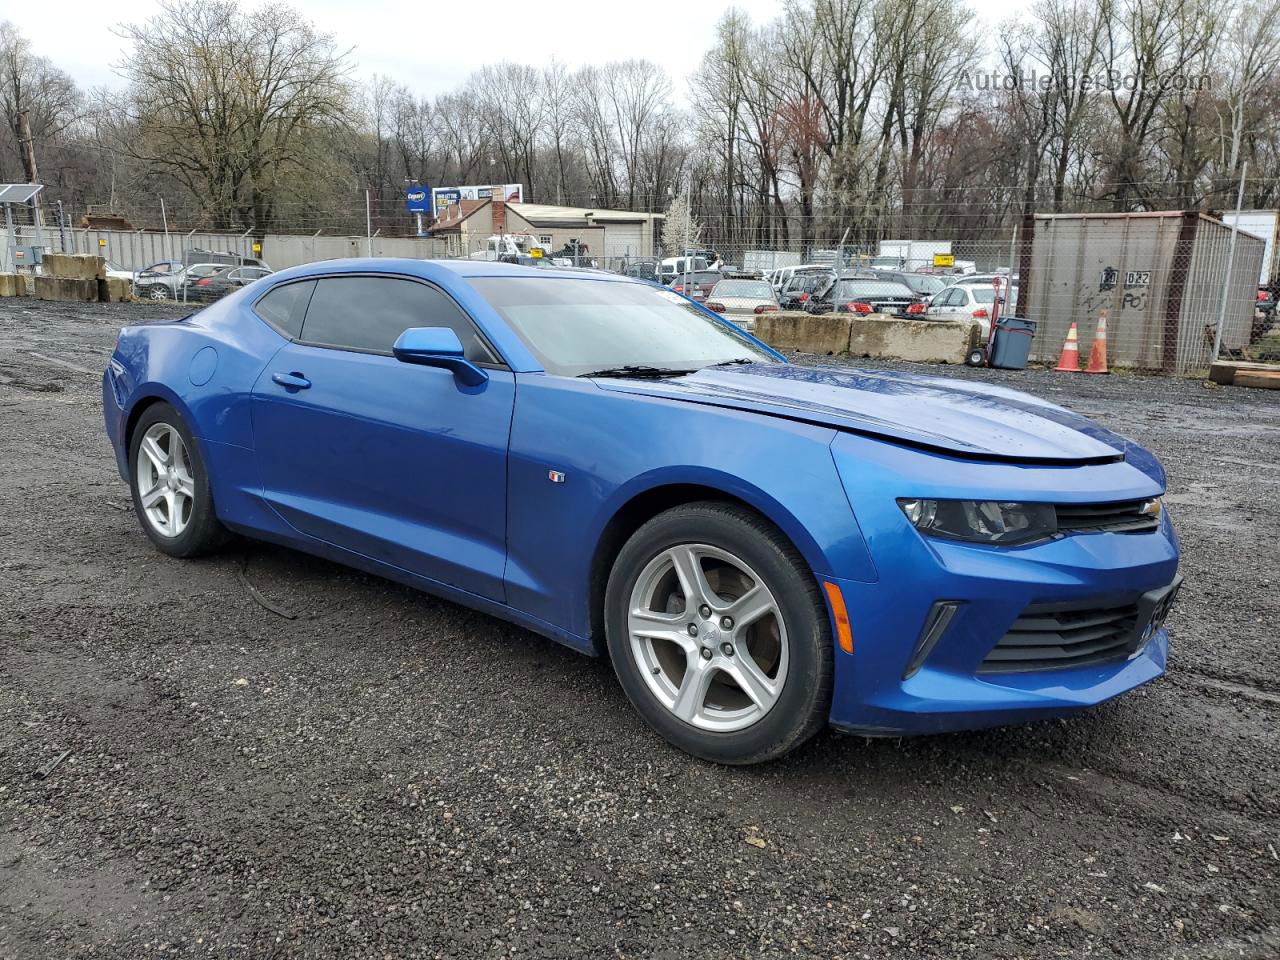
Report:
989,316,1036,369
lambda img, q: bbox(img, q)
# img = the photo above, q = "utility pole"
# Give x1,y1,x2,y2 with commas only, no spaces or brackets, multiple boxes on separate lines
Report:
18,110,39,183
18,110,42,233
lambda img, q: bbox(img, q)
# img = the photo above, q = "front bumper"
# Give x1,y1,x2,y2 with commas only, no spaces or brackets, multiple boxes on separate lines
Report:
826,433,1180,736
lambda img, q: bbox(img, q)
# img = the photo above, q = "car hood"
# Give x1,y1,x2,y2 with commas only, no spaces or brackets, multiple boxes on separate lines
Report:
595,363,1143,465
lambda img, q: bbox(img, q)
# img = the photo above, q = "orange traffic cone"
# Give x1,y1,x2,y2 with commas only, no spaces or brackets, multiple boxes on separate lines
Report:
1084,312,1109,374
1054,322,1081,372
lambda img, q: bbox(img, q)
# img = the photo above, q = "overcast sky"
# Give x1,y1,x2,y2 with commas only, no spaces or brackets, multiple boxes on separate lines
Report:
20,0,1024,99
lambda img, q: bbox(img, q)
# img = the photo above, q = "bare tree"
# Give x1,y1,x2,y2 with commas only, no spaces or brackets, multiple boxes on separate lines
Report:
0,22,79,184
114,0,354,229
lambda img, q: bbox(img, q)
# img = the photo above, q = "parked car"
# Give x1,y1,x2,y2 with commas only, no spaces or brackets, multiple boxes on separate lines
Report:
104,259,136,283
926,283,1004,337
103,258,1181,765
875,271,947,301
777,272,832,311
669,270,725,303
133,260,187,300
167,263,244,301
186,265,274,302
187,249,272,270
768,263,833,295
658,256,710,285
704,278,780,330
1256,288,1275,319
622,260,659,281
805,277,925,317
1254,288,1276,340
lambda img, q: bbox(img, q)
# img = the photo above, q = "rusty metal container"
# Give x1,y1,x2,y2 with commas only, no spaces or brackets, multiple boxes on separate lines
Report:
1018,211,1265,373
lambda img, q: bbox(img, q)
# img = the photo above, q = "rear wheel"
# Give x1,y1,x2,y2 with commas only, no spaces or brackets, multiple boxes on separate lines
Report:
966,347,987,366
127,403,228,557
605,502,833,764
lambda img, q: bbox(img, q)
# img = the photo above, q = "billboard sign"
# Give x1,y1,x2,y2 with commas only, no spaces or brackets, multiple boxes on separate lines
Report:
405,186,431,213
431,183,524,217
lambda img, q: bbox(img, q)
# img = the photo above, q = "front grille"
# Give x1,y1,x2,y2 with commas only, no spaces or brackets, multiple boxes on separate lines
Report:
979,600,1140,674
1055,499,1159,534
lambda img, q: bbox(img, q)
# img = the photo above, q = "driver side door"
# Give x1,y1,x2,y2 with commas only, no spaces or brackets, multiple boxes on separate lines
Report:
250,274,514,600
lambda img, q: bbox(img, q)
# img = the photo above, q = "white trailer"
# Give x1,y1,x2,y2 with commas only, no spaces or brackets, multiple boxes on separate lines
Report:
1219,210,1279,287
744,250,802,273
877,240,952,270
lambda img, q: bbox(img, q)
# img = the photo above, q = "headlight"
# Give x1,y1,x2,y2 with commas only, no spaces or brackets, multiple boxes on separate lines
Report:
898,499,1058,545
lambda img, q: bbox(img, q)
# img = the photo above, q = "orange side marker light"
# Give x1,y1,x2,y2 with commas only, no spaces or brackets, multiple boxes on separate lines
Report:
823,581,853,654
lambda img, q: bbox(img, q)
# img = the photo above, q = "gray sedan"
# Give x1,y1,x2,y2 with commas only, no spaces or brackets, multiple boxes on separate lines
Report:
705,279,780,331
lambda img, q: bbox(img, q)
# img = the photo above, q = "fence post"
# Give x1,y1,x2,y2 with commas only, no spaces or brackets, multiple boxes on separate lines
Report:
1212,161,1248,363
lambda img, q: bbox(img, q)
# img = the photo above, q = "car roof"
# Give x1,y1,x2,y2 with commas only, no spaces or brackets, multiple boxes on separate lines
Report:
268,257,644,285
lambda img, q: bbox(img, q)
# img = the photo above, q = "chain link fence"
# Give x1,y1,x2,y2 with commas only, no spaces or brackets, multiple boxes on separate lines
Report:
6,210,1274,375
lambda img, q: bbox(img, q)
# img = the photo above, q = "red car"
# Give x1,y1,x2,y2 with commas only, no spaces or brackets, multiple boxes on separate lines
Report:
669,271,725,303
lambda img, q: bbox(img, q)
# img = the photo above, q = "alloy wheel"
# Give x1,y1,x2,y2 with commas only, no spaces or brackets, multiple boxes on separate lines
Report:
627,543,788,732
135,422,196,538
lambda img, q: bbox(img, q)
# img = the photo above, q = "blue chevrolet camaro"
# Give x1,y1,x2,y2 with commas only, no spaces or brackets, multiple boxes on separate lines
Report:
103,259,1181,763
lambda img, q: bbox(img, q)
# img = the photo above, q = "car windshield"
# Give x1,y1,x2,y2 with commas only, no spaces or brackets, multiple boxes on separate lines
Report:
833,280,913,299
902,275,945,295
674,272,722,286
470,277,777,377
712,280,773,299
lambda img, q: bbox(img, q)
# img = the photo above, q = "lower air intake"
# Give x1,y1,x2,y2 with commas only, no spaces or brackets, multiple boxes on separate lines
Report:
979,600,1140,674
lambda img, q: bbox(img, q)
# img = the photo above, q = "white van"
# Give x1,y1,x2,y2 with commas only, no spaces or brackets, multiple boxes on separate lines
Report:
658,256,710,285
768,263,835,294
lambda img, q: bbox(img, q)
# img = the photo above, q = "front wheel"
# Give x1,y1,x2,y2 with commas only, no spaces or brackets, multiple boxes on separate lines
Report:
605,502,834,764
965,347,988,366
145,284,169,301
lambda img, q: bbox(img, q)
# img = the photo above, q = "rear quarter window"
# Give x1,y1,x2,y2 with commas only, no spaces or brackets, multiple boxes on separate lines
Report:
253,280,315,339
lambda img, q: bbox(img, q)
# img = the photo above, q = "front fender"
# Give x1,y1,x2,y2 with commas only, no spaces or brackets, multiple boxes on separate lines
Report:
591,464,845,585
503,374,879,642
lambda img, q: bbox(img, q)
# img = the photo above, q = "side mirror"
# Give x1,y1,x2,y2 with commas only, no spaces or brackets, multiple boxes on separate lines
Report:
392,327,489,387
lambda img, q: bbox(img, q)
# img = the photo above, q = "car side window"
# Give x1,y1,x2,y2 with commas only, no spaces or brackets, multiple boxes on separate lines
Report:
253,280,315,339
300,276,499,364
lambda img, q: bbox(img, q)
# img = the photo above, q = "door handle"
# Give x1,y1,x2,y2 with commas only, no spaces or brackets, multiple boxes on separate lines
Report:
272,372,311,390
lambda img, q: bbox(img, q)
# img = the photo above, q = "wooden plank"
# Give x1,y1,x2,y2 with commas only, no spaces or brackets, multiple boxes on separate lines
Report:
1233,370,1280,389
1209,360,1280,385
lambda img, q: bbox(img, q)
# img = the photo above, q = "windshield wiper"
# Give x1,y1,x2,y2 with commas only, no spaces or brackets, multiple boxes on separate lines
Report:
578,365,696,379
709,358,757,367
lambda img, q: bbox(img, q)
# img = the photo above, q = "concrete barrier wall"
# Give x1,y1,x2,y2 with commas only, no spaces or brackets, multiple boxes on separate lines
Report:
847,317,974,363
754,312,854,355
34,277,97,302
42,253,104,281
755,311,975,363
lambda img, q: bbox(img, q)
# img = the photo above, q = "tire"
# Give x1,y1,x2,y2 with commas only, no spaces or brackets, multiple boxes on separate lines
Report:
145,284,169,301
127,402,228,558
965,347,987,366
605,501,833,764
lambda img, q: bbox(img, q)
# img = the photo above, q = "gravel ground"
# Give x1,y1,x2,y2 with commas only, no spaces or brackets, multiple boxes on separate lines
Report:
1,297,1278,960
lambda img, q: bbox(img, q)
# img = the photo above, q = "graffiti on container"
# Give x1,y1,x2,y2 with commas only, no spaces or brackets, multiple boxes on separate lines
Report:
1122,291,1147,310
1099,267,1118,291
1080,289,1113,315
